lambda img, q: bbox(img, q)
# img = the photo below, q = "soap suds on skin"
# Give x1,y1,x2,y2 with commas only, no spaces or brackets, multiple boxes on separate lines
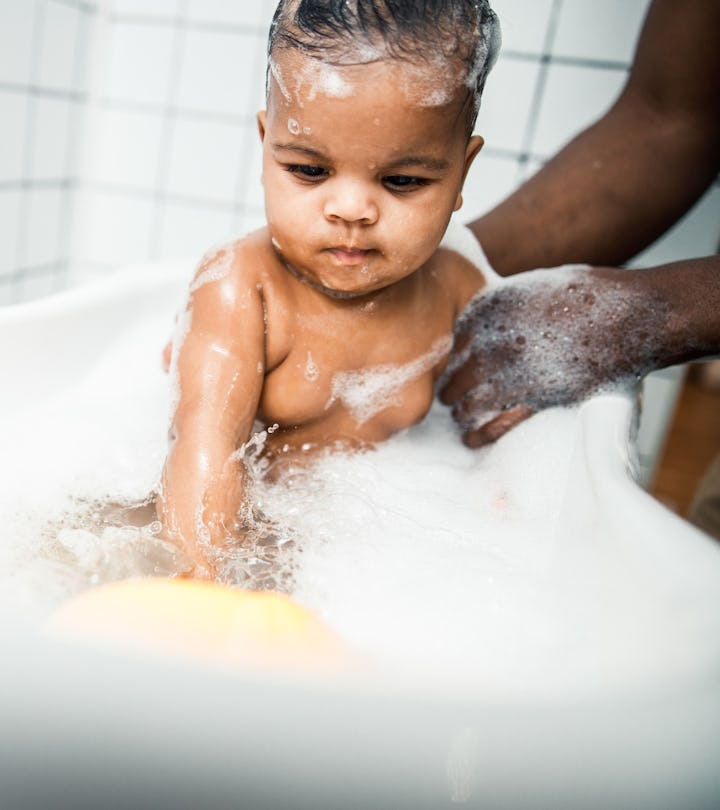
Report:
304,351,320,383
443,263,672,431
399,58,462,107
327,336,452,425
294,60,356,103
189,240,239,295
167,307,193,423
269,57,292,103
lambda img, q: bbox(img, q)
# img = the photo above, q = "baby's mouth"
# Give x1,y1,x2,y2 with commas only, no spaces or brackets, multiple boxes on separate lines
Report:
326,246,373,266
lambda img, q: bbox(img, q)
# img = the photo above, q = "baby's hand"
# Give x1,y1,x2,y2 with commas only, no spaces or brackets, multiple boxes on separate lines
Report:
439,265,668,447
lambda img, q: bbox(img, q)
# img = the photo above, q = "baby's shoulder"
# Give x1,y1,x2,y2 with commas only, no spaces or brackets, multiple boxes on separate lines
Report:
190,229,275,291
186,228,291,313
425,243,488,311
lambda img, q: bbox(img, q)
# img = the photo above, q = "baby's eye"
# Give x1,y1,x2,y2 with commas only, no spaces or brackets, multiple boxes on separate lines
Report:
286,164,328,181
383,175,429,191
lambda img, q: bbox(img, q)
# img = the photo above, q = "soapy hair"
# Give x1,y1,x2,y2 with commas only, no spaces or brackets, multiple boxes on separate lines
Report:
267,0,501,129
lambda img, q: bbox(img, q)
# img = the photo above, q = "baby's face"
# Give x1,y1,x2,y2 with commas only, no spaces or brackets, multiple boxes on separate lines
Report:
258,49,482,298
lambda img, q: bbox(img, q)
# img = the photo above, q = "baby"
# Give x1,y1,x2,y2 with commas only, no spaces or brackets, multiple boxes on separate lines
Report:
158,0,501,576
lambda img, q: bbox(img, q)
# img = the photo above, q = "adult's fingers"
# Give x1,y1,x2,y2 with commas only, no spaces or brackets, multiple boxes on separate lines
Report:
462,405,534,449
439,358,485,405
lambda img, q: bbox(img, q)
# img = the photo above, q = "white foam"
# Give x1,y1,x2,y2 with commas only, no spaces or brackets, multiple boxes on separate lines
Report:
268,57,292,103
167,306,193,423
399,59,461,107
304,351,320,383
295,60,356,102
326,335,452,425
0,315,172,622
189,255,233,294
250,402,720,699
314,63,355,98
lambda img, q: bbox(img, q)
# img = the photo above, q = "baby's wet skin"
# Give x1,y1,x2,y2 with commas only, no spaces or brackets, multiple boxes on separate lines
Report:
258,47,483,300
159,44,489,575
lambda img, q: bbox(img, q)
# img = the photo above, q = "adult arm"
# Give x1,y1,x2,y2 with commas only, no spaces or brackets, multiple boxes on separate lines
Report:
471,0,720,274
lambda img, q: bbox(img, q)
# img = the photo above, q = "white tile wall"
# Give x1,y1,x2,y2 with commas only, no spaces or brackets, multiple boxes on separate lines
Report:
31,97,73,180
37,2,82,92
461,154,520,223
156,201,236,260
250,32,272,113
490,0,554,54
0,2,35,84
0,91,28,183
185,0,271,28
164,117,246,202
0,191,21,277
174,28,260,117
104,21,176,105
530,62,627,157
0,0,98,304
79,189,155,268
478,56,542,153
110,0,179,16
552,0,650,63
23,187,64,268
242,129,266,216
241,208,268,236
91,107,165,188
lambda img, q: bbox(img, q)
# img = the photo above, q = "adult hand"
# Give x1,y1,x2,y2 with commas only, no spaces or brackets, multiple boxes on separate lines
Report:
439,264,672,447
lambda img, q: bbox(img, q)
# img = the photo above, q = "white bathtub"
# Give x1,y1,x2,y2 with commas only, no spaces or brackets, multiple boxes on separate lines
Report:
1,263,720,809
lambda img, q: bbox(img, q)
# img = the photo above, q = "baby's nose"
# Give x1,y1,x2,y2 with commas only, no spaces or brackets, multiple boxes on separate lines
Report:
323,180,379,225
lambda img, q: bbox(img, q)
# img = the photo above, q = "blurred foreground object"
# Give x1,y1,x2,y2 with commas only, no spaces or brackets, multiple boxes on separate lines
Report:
48,578,348,673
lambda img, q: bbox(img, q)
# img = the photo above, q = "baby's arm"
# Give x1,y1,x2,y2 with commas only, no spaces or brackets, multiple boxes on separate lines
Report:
157,249,266,577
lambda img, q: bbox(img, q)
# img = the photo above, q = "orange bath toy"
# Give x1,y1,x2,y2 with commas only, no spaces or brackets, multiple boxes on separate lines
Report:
47,578,347,674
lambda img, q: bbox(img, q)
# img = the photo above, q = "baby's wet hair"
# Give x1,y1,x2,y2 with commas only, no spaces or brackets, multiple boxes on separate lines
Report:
267,0,501,130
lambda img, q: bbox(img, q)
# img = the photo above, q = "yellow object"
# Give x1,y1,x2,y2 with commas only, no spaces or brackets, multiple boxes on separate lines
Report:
48,578,346,673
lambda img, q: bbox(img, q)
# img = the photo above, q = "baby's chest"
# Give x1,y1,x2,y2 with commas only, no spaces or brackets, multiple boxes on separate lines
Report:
258,333,450,433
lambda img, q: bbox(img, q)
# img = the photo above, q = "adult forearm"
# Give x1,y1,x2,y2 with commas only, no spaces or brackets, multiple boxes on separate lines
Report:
470,0,720,276
634,255,720,366
470,103,719,275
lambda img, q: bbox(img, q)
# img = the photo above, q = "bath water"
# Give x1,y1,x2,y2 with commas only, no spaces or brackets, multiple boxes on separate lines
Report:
1,306,719,701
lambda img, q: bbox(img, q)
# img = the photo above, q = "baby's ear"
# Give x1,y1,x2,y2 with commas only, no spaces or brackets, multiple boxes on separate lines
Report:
257,111,267,142
463,135,484,178
454,136,484,212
